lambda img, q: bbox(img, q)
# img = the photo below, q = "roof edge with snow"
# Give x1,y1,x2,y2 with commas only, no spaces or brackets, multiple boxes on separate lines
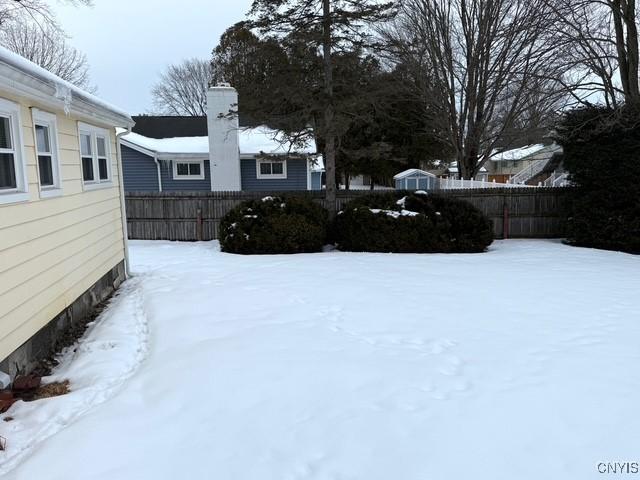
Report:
0,46,133,128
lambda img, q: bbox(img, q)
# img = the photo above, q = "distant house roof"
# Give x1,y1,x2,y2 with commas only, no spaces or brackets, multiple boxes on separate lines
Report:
131,114,258,138
394,168,436,180
490,144,559,162
132,116,208,139
121,126,316,160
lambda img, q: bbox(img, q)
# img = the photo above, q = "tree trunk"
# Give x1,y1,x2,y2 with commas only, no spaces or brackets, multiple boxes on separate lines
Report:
612,0,640,102
322,0,337,217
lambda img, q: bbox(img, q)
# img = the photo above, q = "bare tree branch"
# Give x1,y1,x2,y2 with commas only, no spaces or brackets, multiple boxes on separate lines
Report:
151,59,211,116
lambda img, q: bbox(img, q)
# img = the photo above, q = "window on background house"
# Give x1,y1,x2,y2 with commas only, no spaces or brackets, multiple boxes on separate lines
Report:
0,98,28,204
173,160,204,180
33,109,62,197
79,123,112,188
256,159,287,179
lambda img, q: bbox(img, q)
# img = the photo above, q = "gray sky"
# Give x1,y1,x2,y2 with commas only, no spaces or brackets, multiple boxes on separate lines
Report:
56,0,253,115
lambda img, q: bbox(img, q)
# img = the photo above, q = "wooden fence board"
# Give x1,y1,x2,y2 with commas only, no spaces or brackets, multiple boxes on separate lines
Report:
125,188,571,241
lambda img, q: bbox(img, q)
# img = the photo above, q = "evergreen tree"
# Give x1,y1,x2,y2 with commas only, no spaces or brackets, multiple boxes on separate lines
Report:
248,0,397,215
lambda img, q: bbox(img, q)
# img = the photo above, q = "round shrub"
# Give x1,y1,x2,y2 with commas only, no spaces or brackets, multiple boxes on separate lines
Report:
220,195,328,254
332,191,493,253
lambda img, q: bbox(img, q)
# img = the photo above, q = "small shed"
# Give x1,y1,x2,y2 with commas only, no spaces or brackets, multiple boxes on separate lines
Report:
394,169,438,191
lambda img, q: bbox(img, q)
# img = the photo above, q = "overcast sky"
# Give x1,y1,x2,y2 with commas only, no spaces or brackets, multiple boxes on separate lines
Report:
55,0,253,115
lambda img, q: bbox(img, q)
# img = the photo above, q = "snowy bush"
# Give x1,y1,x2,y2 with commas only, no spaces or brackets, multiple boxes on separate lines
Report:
556,105,640,254
332,192,493,253
220,196,328,254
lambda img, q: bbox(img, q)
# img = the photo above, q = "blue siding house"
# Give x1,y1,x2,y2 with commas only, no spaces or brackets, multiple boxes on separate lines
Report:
121,87,322,192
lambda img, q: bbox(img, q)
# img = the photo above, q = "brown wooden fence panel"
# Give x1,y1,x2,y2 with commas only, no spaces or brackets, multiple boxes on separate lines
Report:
125,188,571,241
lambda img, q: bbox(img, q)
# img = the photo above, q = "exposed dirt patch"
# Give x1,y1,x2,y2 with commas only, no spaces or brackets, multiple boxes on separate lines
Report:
31,302,108,378
30,381,71,401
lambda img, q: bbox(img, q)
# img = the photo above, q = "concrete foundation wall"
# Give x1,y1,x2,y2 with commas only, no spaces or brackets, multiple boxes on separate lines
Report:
0,261,126,378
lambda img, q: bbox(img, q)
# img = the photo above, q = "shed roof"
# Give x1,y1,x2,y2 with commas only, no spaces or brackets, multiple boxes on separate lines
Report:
394,168,436,180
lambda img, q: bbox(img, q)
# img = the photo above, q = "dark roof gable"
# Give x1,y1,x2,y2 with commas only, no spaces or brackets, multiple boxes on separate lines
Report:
132,116,208,139
131,114,254,139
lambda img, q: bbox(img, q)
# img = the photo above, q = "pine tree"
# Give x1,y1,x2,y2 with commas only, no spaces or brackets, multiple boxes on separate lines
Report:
249,0,397,216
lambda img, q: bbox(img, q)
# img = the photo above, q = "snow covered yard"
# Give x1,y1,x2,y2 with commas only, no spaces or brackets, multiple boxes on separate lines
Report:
2,240,640,480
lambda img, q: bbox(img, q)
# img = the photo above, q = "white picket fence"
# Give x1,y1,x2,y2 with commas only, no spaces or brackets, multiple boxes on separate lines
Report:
438,178,537,190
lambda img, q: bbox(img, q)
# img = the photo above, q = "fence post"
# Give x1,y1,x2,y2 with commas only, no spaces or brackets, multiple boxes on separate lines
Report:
196,207,203,241
502,194,510,239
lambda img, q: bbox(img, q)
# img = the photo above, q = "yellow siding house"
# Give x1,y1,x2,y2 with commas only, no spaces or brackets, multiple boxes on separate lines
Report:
0,47,134,376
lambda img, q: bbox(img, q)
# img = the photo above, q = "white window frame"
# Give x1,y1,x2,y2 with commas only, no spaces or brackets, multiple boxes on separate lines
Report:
32,108,62,199
78,122,112,190
0,97,29,205
172,160,205,180
256,158,287,180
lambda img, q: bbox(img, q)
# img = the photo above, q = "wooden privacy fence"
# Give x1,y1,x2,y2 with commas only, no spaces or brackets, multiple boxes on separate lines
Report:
124,188,571,241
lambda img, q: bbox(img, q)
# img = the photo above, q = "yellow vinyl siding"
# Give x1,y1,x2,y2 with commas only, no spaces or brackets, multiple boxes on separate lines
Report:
0,91,126,362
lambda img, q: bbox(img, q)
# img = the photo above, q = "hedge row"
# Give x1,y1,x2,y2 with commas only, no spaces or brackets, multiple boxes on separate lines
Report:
219,192,493,254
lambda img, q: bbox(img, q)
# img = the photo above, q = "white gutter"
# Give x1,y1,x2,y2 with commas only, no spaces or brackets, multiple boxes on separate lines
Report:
116,128,132,278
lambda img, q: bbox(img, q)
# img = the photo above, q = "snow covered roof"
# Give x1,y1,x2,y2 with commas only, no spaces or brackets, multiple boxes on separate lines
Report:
393,168,436,180
239,127,316,156
310,156,325,173
0,46,132,126
122,132,209,157
490,144,547,162
447,162,488,173
122,126,316,159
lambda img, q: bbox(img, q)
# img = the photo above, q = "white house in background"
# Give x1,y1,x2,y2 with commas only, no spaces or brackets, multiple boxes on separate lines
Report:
444,161,490,181
0,46,134,376
121,85,323,192
487,143,563,184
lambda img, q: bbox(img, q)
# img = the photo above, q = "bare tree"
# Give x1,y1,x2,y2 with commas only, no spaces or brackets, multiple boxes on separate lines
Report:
1,20,93,90
151,59,211,116
0,0,91,31
387,0,569,179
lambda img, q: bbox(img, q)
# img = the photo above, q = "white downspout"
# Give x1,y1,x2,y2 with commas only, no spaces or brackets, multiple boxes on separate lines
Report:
116,128,132,278
154,154,162,192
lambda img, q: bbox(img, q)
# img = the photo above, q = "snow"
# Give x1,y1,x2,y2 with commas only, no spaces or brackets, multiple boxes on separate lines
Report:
239,126,316,156
369,208,421,218
0,278,149,475
310,156,325,172
0,46,131,122
122,126,316,157
121,132,209,155
3,240,640,480
447,161,489,173
491,144,547,162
